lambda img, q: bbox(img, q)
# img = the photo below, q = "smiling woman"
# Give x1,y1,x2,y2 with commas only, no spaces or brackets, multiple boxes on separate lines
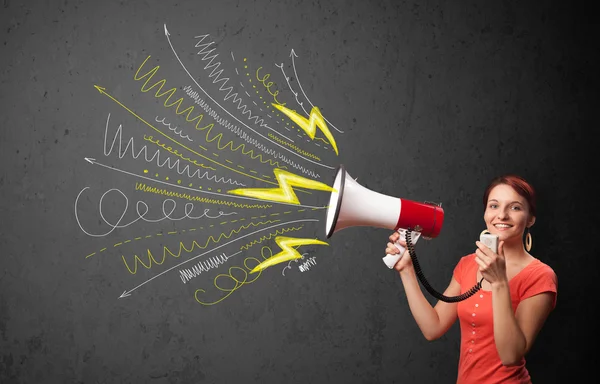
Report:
385,174,558,384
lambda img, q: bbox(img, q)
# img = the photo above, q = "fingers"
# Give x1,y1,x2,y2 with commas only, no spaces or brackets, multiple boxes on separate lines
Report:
475,240,487,252
386,242,399,255
475,241,496,258
386,238,408,254
474,250,487,270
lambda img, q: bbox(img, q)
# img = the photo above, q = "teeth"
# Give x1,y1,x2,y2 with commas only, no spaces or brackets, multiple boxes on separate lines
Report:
495,224,511,228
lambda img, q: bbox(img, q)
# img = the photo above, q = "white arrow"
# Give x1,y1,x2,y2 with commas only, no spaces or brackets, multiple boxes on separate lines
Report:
289,49,343,134
163,24,335,170
119,218,318,298
82,157,325,209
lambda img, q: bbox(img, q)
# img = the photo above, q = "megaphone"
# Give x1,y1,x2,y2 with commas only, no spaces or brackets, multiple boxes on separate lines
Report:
324,165,485,303
325,165,444,269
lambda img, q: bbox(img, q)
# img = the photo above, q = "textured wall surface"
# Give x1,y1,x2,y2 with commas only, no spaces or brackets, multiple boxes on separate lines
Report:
0,0,595,383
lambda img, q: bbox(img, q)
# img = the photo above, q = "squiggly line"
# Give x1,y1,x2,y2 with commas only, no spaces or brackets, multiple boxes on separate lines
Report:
122,220,279,274
86,215,246,259
134,56,213,130
103,113,249,186
134,56,286,170
163,25,334,172
249,236,328,273
194,35,276,130
134,183,272,208
142,135,248,185
119,219,318,298
298,256,317,272
84,208,311,259
289,49,344,134
282,252,308,276
193,118,287,169
155,116,193,142
184,85,322,179
95,86,277,186
141,134,215,170
74,186,247,238
267,132,321,161
194,246,274,306
179,252,237,284
239,226,304,250
255,66,286,107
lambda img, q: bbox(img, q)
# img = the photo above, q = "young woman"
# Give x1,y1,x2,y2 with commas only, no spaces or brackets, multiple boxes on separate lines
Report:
386,174,557,383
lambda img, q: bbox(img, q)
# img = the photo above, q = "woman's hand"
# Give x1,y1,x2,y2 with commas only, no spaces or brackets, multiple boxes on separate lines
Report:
386,231,413,272
475,240,508,286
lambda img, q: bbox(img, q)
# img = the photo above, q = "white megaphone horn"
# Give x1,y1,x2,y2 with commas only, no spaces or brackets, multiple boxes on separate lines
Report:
325,165,444,269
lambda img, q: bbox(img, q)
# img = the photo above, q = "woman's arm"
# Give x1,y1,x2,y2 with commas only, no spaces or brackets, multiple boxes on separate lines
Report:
475,240,555,365
399,267,461,341
491,283,554,366
388,232,459,340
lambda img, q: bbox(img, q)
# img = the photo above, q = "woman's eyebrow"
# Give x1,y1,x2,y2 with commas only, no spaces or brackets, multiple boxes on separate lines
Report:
487,199,524,205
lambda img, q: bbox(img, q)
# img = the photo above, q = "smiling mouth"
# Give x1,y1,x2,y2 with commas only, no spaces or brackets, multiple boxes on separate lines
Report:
494,224,513,229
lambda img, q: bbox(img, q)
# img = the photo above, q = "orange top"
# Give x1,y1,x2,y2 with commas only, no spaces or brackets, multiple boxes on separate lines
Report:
453,254,557,384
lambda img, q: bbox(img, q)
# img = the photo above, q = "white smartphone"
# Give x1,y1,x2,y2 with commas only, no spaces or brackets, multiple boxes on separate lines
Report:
480,233,499,253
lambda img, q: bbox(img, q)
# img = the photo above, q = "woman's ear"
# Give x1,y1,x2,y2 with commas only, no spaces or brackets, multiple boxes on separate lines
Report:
528,216,536,228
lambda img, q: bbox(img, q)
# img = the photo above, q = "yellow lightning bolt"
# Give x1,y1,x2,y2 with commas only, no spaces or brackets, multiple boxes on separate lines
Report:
272,104,339,155
250,236,328,273
227,168,335,204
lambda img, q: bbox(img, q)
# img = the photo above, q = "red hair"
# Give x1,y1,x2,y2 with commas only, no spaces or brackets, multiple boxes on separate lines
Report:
483,174,537,217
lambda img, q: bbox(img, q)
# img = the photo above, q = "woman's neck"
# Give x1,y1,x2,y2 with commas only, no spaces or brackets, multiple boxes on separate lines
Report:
502,240,532,264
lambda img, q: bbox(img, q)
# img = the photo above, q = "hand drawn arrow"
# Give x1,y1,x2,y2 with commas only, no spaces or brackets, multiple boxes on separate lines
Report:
119,218,319,298
163,24,335,170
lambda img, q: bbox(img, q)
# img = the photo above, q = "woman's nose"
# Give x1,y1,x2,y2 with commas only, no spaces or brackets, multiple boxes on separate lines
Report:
497,209,509,219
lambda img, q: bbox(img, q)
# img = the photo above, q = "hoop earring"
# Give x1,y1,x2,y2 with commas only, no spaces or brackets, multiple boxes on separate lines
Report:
525,228,532,252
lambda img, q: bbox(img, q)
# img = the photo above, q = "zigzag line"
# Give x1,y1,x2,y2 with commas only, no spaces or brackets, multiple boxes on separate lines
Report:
103,115,245,186
133,57,287,169
134,182,272,208
184,85,321,179
195,35,266,126
239,226,304,250
179,253,229,284
122,220,279,274
267,133,321,161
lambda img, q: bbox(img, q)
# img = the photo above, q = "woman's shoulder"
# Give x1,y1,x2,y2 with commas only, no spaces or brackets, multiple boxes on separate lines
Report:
528,258,557,278
458,253,477,264
518,258,558,303
454,253,477,273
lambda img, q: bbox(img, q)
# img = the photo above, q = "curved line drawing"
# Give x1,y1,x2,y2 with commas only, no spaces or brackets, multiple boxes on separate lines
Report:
104,113,246,186
80,158,324,209
183,85,322,178
163,24,335,170
289,49,344,134
155,116,194,142
282,252,308,276
133,61,288,169
94,85,278,186
122,220,279,274
119,218,319,298
74,186,252,238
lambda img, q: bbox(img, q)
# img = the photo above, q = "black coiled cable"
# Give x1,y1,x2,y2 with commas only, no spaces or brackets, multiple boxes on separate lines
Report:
406,229,484,303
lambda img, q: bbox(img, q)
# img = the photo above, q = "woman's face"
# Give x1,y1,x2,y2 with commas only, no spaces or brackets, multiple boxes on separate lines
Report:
484,184,535,244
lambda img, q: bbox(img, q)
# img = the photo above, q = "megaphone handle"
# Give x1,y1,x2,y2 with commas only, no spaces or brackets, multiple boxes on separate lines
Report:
382,229,420,269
